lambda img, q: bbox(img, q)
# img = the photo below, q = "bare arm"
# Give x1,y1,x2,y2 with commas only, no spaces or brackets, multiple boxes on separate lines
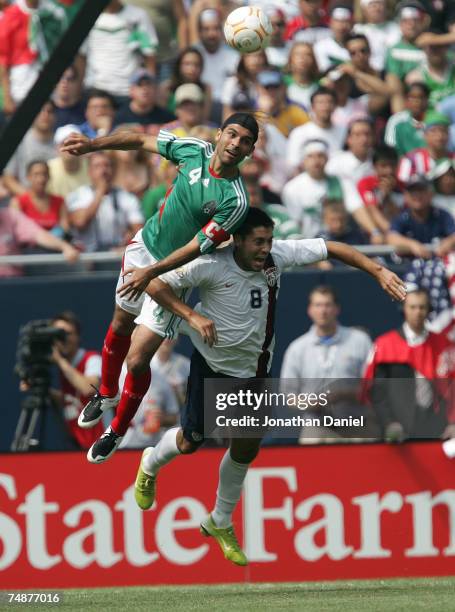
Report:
68,187,105,230
117,236,202,300
386,231,432,259
61,131,159,156
326,240,407,301
0,64,15,114
147,277,218,346
173,0,189,49
3,173,26,196
35,228,79,262
386,73,405,114
52,347,99,397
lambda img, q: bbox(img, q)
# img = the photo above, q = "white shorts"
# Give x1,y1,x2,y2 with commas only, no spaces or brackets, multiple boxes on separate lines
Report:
116,230,191,339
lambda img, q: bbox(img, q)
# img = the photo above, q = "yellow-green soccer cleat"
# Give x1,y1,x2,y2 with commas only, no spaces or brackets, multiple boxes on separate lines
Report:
200,514,248,566
134,448,156,510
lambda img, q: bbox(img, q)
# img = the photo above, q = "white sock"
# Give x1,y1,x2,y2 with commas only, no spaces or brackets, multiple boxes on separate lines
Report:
211,450,250,528
142,427,181,477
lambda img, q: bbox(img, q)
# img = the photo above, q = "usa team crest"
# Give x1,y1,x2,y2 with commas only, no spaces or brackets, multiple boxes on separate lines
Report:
263,265,278,287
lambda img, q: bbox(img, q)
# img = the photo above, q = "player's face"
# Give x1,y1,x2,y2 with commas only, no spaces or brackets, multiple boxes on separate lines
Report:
403,293,429,330
216,124,255,166
234,226,273,271
308,293,339,327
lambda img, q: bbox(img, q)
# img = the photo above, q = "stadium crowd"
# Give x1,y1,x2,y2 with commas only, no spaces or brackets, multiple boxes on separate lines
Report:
2,0,455,448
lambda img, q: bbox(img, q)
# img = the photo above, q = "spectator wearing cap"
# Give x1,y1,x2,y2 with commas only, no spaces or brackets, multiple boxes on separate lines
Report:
405,30,455,109
162,83,213,137
3,100,57,197
77,89,116,139
357,145,403,239
313,4,354,73
195,8,239,120
158,46,212,122
52,65,86,130
384,82,429,157
256,70,308,137
431,158,455,216
387,174,455,259
282,139,362,238
47,125,90,199
264,7,291,69
398,110,454,183
285,0,330,46
353,0,401,72
221,50,269,121
79,0,158,100
385,0,429,113
114,70,175,128
286,87,346,175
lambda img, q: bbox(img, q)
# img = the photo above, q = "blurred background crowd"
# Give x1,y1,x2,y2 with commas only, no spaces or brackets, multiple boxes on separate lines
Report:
3,0,455,452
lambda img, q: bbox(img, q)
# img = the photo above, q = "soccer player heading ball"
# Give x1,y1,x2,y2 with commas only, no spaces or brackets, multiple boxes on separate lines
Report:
61,112,259,463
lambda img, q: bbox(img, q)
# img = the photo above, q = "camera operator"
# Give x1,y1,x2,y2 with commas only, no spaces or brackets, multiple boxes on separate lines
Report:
50,311,104,449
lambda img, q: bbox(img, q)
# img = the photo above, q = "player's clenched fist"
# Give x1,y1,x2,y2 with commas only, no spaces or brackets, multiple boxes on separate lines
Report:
61,133,93,156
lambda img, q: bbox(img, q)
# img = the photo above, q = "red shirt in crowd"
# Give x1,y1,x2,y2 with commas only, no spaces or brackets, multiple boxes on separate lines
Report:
18,192,64,231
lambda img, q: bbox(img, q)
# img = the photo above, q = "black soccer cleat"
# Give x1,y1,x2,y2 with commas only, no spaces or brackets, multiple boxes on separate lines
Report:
78,390,120,429
87,426,123,463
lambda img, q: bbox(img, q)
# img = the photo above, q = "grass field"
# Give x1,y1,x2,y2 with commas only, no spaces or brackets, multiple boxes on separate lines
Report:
10,577,455,612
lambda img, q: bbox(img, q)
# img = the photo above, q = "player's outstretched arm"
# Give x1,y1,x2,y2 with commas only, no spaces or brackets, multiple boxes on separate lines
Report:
326,241,407,302
61,132,159,156
118,237,202,301
147,278,218,347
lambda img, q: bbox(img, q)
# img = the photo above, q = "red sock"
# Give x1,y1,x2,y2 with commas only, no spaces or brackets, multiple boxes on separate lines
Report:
99,324,131,397
111,369,152,435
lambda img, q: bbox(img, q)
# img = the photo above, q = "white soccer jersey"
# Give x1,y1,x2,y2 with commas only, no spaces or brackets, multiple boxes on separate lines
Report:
162,239,328,377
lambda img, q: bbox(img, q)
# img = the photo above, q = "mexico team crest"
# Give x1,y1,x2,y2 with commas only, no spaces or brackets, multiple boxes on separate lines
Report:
203,200,217,216
263,266,278,287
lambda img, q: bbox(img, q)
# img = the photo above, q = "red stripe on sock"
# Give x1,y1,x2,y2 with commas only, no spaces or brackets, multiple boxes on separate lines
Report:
111,369,152,435
99,324,131,397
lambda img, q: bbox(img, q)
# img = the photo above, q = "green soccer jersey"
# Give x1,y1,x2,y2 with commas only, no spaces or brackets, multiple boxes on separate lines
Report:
141,130,249,260
384,110,426,157
385,41,425,81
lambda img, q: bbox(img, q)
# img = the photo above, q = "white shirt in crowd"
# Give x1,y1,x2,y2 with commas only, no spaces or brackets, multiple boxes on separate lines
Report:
325,150,374,210
81,5,158,96
286,122,347,173
282,172,361,237
163,239,328,378
196,43,239,102
119,364,179,449
66,185,144,252
353,21,401,72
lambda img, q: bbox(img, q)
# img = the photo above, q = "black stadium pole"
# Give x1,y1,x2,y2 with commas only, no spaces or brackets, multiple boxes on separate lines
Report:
0,0,111,173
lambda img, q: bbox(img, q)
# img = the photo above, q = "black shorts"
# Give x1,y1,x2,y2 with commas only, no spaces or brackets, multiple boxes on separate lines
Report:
180,349,269,446
180,349,233,446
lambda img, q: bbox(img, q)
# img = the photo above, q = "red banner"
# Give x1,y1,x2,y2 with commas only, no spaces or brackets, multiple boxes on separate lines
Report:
1,442,455,589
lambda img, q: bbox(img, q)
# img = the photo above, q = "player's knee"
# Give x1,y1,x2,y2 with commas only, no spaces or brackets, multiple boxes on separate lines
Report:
112,308,135,336
126,352,150,376
230,440,261,464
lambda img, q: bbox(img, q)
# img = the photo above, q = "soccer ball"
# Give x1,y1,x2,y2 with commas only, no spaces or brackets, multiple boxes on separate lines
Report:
224,6,272,54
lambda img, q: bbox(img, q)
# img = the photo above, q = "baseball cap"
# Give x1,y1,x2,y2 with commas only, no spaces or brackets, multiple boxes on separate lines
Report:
396,0,428,19
174,83,204,105
424,110,451,130
130,69,157,86
54,124,81,146
404,174,432,189
257,70,283,88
